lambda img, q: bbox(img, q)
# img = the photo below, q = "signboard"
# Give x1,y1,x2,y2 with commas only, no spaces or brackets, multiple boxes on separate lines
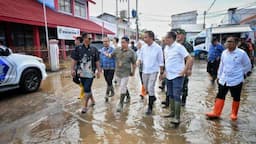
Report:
57,26,80,40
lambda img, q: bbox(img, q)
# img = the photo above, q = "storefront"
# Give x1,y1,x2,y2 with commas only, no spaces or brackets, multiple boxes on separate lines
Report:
0,0,114,61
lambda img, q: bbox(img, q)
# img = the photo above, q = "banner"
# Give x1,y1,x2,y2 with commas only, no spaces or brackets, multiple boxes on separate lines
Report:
57,26,80,40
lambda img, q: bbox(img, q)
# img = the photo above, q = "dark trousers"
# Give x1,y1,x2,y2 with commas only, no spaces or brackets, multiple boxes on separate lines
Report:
139,71,143,84
103,69,115,86
167,77,184,102
181,76,189,104
207,60,220,79
216,82,243,101
182,76,189,97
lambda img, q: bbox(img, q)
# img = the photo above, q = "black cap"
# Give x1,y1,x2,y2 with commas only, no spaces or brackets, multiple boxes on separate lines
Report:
172,28,186,35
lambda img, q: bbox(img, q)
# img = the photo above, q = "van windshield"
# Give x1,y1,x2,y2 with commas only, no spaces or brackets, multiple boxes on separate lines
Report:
194,37,205,46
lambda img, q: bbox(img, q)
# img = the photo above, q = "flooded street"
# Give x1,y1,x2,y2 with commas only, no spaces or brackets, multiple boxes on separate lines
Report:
0,60,256,144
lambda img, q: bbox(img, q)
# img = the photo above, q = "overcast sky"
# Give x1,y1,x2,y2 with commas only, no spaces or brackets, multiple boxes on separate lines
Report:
89,0,256,38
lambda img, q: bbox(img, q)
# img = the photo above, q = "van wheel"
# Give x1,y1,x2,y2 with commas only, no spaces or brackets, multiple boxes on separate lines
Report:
20,69,42,92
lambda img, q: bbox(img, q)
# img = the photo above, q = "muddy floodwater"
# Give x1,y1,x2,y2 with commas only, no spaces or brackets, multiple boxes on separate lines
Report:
0,60,256,144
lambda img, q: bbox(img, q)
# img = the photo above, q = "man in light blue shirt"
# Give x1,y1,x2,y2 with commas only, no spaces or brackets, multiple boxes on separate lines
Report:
137,31,164,115
206,36,251,121
100,37,116,102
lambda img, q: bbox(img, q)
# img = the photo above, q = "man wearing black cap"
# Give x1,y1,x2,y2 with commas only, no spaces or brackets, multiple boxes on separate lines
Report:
71,33,102,114
175,28,194,107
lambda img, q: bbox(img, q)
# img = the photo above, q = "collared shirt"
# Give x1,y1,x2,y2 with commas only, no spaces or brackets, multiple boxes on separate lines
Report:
111,48,136,78
71,44,99,78
138,42,164,74
164,41,189,80
208,43,225,62
218,48,251,86
100,46,115,70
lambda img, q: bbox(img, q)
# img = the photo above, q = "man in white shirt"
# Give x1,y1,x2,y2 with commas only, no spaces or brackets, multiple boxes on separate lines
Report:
206,36,251,121
137,31,164,115
161,31,193,124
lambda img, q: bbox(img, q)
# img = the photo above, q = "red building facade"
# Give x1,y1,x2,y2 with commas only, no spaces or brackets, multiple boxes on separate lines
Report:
0,0,113,61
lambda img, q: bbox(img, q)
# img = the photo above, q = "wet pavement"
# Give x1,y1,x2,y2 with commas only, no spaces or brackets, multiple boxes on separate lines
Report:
0,60,256,144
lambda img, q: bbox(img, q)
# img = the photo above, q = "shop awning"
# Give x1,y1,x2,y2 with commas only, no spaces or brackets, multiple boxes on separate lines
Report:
0,0,114,35
212,25,252,34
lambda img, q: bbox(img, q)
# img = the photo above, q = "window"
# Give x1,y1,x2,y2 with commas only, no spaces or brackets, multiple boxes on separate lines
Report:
74,0,86,18
58,0,71,14
0,23,6,46
12,24,34,50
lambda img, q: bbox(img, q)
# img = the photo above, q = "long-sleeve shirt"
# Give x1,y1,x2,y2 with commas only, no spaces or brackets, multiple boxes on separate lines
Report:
218,48,251,86
208,43,225,62
100,47,115,70
138,42,164,74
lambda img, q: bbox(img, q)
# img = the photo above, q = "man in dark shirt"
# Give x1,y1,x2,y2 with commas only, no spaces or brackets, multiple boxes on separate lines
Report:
239,37,250,57
71,33,101,114
131,41,137,52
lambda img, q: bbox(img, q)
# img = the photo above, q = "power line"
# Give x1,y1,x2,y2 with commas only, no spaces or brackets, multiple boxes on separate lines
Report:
207,0,217,12
138,2,256,19
134,1,256,24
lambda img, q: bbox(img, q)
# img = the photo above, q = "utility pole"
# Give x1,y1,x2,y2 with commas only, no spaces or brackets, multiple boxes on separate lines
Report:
204,0,216,29
101,0,104,40
136,0,139,41
203,11,206,29
116,0,119,38
43,0,50,63
127,0,130,38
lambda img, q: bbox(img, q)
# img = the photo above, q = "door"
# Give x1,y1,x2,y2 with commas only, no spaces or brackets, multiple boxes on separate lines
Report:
0,51,17,86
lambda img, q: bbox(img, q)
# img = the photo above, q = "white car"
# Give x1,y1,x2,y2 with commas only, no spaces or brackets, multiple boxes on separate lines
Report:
0,46,47,92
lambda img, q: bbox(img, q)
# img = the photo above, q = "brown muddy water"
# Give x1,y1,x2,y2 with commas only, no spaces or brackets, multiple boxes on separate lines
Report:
0,60,256,144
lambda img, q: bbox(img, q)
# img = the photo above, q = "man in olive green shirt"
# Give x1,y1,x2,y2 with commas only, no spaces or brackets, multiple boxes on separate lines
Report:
175,28,194,107
105,37,137,112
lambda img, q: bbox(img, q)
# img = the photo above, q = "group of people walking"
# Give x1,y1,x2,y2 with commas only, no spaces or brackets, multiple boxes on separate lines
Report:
71,29,253,125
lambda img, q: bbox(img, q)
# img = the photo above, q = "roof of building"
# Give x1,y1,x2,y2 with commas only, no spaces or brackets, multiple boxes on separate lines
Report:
211,24,252,34
97,12,128,23
240,15,256,24
171,10,198,17
0,0,113,35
